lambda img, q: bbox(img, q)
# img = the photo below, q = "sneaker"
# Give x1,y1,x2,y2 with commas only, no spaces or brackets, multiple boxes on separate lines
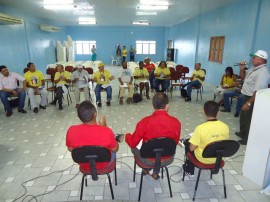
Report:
97,102,102,107
6,111,13,117
59,105,63,110
75,104,79,108
39,105,46,109
50,100,56,105
126,98,131,104
18,108,27,113
220,109,231,112
234,112,239,117
106,101,111,106
185,97,191,102
115,134,124,143
146,95,150,100
119,98,124,105
33,107,39,113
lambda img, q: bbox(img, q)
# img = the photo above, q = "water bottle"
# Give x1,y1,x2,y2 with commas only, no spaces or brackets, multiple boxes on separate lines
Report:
234,62,248,66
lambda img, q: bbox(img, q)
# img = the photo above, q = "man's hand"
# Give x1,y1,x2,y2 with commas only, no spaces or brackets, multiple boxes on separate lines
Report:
99,115,107,127
239,61,247,70
242,102,250,111
12,90,18,96
17,88,25,93
129,81,132,85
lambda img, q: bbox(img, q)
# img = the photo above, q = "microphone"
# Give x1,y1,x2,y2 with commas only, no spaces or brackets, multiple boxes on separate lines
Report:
234,62,248,66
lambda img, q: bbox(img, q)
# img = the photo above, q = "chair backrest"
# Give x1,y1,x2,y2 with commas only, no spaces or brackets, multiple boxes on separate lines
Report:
85,67,93,74
72,146,112,181
202,140,240,174
182,67,189,74
140,137,176,172
23,67,29,74
201,68,206,75
169,67,175,73
65,65,74,73
175,65,184,72
170,71,182,80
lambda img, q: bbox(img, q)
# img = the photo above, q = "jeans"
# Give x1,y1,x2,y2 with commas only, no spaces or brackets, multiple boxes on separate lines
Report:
55,85,69,105
149,70,155,89
95,84,112,102
0,88,26,112
223,91,243,113
153,79,170,93
187,80,201,97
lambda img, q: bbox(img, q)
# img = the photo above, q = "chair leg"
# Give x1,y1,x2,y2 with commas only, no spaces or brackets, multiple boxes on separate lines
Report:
200,89,202,100
85,176,88,187
80,174,86,201
114,168,117,185
196,89,199,101
193,168,202,201
165,167,173,197
222,168,227,198
161,167,164,179
133,160,136,182
138,169,144,201
107,173,114,200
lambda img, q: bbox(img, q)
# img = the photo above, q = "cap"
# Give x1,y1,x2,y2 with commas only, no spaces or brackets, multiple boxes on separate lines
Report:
144,57,150,60
98,63,104,68
77,64,83,69
250,50,268,60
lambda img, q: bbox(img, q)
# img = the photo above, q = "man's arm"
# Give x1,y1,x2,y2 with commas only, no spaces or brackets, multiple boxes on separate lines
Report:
118,77,124,85
242,92,256,111
129,76,133,84
189,143,198,152
239,62,247,80
111,143,119,152
41,79,45,87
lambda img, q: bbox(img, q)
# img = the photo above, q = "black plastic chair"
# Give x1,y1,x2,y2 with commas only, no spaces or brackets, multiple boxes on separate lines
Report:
182,140,240,201
133,137,176,201
71,146,117,200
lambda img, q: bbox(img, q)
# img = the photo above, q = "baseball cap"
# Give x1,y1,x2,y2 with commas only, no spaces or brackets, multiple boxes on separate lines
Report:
98,63,104,67
77,64,83,69
250,50,268,60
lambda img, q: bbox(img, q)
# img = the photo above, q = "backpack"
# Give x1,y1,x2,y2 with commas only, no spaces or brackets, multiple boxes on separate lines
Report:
181,88,187,98
133,93,142,103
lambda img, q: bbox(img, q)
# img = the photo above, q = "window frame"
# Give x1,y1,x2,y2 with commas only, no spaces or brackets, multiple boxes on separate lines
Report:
75,41,96,55
136,40,156,55
208,36,225,64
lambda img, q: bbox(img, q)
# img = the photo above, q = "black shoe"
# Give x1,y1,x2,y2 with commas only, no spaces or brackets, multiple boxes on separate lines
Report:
97,102,102,107
39,105,46,109
106,101,111,106
59,105,63,110
50,100,56,105
220,109,231,112
115,134,124,143
33,107,39,113
238,139,247,145
6,111,13,117
234,112,239,117
185,97,191,102
235,132,243,139
18,108,27,113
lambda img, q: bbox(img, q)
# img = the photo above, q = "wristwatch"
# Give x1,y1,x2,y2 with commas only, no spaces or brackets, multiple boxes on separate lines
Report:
247,102,251,107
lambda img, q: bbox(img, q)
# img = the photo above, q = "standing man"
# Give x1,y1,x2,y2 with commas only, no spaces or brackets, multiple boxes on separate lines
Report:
50,64,71,110
185,63,205,102
129,46,136,61
71,64,91,108
0,65,27,117
235,50,270,145
93,63,114,107
24,62,47,113
116,45,121,66
91,45,97,61
118,61,134,105
122,46,127,63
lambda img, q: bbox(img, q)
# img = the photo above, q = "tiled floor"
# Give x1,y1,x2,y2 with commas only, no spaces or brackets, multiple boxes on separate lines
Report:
0,65,269,202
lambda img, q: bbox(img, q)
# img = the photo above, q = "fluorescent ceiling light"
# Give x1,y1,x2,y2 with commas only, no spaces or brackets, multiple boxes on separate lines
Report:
43,5,74,9
136,11,157,16
43,0,73,4
140,0,169,6
78,21,96,25
137,5,169,10
73,10,95,15
132,21,150,25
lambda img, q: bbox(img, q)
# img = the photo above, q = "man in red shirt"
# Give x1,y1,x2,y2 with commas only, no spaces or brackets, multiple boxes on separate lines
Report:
125,93,181,179
66,101,123,172
144,57,156,92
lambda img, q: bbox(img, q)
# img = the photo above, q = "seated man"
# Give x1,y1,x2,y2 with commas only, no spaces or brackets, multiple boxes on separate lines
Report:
24,62,47,113
220,91,243,117
66,101,123,172
153,61,171,93
71,64,91,108
118,61,134,105
50,64,71,110
125,93,181,179
134,61,150,99
185,63,205,102
93,63,114,107
0,65,27,117
183,101,229,176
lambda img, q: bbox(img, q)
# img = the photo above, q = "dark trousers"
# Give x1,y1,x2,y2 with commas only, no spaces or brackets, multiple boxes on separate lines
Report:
130,56,134,61
239,95,253,140
55,85,68,105
183,139,195,175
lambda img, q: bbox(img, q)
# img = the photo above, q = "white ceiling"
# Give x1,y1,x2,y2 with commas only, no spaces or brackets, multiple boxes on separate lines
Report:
0,0,238,26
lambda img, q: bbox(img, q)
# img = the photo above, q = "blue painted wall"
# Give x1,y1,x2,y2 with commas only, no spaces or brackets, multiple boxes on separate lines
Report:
167,0,270,85
0,6,66,74
66,26,166,64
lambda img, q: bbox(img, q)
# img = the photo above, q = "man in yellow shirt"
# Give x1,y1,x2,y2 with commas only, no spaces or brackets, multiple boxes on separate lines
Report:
133,61,150,99
153,61,171,93
24,62,47,113
122,46,127,62
183,101,229,175
185,63,205,102
50,64,71,110
93,63,114,107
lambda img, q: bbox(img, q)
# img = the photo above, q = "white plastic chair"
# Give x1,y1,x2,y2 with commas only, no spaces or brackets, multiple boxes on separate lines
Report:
111,55,118,65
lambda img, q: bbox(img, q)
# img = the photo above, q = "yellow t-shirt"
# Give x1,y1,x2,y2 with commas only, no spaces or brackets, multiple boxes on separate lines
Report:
122,49,127,57
54,71,71,85
154,67,170,80
133,67,149,80
24,70,44,87
191,69,205,84
93,70,111,84
189,120,229,164
222,75,236,90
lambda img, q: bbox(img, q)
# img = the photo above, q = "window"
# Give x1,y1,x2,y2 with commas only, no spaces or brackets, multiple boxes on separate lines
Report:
75,41,96,55
136,41,156,54
208,36,225,64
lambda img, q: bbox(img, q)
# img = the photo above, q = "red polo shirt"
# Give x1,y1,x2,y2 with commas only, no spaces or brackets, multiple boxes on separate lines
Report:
125,110,181,148
66,124,117,171
144,63,156,73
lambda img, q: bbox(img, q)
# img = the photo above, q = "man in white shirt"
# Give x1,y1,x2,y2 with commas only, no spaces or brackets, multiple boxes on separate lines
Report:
235,50,270,145
0,65,27,117
118,61,134,105
71,64,91,108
